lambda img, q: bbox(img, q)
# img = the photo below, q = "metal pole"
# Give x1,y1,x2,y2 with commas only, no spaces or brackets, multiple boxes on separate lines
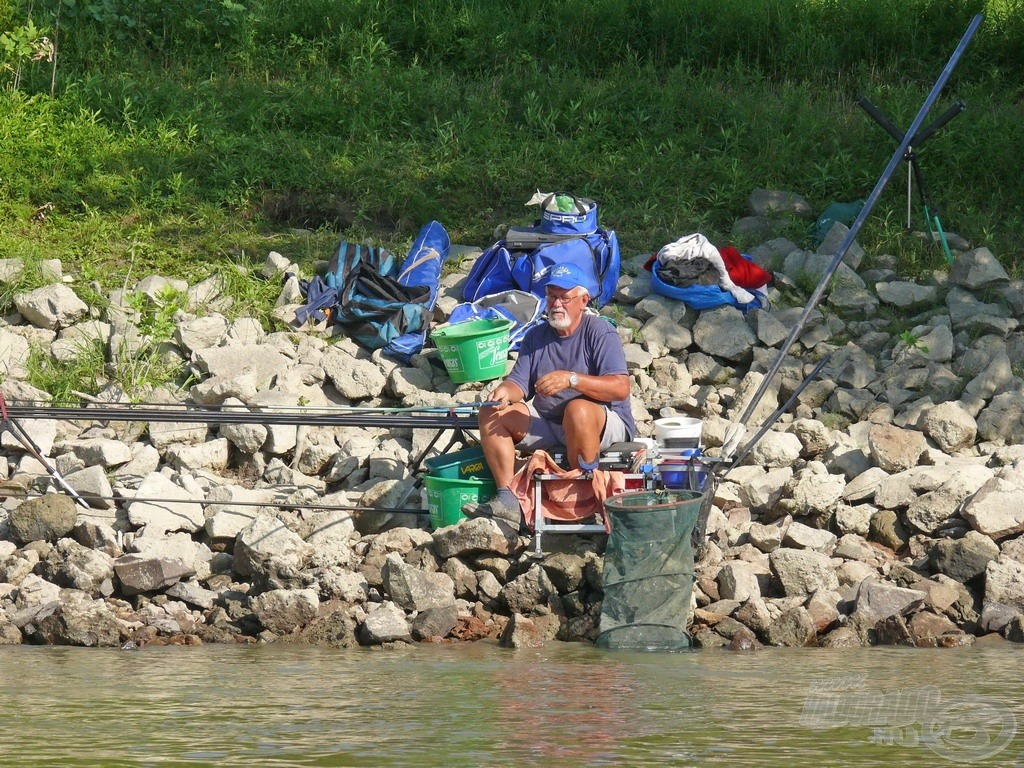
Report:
738,13,983,429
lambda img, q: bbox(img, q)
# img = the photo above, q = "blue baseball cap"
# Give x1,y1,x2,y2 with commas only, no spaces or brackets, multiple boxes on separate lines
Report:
542,263,589,291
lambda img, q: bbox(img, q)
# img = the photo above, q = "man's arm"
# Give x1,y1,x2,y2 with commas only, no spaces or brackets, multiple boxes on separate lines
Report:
534,371,629,401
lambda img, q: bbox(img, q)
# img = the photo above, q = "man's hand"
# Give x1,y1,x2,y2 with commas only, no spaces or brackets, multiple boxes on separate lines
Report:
535,370,573,397
483,382,523,412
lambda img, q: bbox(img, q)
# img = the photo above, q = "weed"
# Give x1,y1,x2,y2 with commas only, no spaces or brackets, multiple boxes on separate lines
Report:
26,337,107,403
0,1,1021,303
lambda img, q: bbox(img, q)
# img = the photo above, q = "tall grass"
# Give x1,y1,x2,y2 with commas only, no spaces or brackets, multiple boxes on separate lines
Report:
0,0,1022,300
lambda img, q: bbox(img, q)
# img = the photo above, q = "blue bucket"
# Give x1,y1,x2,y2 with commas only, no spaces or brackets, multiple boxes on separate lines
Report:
659,450,707,491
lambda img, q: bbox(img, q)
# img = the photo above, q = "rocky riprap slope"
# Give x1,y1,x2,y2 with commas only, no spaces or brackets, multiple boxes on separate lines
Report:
1,188,1023,650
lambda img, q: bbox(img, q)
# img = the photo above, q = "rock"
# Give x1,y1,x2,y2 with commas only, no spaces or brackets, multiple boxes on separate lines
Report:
868,510,909,551
359,602,412,645
748,189,813,219
1004,615,1024,643
251,588,320,633
56,539,115,596
14,284,89,330
928,532,999,583
9,494,79,544
234,514,315,579
907,611,972,648
734,596,773,638
165,581,219,610
745,431,802,469
717,561,762,602
382,553,456,611
783,521,837,553
499,613,549,648
727,626,763,651
501,564,557,615
867,424,927,472
782,463,845,515
305,508,357,568
692,306,757,362
126,473,205,535
190,344,293,391
873,614,914,646
748,521,785,553
765,606,817,647
921,401,977,453
204,486,276,541
852,579,927,625
949,247,1010,290
984,556,1024,612
63,465,116,510
23,591,123,647
58,438,134,468
114,554,194,594
904,466,993,534
962,476,1024,540
820,626,863,647
979,601,1019,634
410,605,459,641
432,518,518,559
769,549,839,596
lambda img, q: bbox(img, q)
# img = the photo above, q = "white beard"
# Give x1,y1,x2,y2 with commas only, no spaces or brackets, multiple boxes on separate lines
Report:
548,313,571,331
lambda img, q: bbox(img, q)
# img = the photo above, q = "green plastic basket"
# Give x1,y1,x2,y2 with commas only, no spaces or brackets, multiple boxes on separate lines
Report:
431,318,514,383
424,474,496,529
423,445,493,481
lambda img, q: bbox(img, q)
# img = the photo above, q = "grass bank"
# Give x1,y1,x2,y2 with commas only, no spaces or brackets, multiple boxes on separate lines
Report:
1,0,1022,314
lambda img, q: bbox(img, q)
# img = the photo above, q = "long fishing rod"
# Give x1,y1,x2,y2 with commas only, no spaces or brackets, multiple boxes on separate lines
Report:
0,489,431,517
2,402,491,428
735,13,983,431
725,352,833,472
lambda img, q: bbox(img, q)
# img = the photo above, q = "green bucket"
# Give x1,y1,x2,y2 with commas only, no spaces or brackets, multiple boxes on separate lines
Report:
423,445,493,481
424,474,497,529
431,318,514,383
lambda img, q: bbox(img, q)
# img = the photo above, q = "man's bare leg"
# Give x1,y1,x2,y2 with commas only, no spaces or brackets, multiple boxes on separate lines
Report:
478,402,531,488
562,399,606,470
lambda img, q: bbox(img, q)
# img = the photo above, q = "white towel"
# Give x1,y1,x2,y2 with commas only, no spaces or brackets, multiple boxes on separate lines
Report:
658,233,755,304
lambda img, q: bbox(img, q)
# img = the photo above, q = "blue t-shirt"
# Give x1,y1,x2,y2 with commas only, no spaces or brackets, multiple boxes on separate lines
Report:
507,314,636,438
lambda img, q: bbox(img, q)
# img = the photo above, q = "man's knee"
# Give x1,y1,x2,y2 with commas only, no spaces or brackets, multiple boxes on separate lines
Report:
480,403,531,440
562,399,606,436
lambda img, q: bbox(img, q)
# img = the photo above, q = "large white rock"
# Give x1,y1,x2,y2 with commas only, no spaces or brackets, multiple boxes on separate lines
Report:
14,284,89,330
963,477,1024,540
126,473,205,535
984,555,1024,611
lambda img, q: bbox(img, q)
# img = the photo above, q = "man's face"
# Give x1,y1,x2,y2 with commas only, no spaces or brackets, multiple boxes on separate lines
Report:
545,286,587,331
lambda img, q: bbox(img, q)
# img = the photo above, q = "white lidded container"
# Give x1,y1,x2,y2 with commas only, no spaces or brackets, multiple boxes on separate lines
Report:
653,417,703,450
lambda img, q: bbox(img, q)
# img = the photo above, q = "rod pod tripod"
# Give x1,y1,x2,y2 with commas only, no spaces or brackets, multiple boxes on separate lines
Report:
858,96,966,266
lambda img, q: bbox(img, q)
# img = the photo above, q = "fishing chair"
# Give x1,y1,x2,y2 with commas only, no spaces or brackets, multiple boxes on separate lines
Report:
528,442,651,556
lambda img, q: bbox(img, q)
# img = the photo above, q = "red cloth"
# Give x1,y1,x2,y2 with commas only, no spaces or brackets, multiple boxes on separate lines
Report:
718,245,773,289
510,451,626,532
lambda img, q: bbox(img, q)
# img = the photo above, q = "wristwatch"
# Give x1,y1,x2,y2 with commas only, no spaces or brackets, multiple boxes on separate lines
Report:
568,372,579,390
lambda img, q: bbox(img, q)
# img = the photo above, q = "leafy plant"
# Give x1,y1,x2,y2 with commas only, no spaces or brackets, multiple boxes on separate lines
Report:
0,17,52,91
26,337,107,403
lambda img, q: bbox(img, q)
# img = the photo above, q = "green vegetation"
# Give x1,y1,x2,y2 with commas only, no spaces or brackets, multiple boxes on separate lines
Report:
1,0,1022,315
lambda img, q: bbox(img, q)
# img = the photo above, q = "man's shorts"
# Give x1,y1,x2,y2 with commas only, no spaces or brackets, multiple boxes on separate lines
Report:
516,401,631,454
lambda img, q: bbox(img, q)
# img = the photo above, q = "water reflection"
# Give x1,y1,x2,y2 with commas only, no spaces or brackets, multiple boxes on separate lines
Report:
0,643,1021,767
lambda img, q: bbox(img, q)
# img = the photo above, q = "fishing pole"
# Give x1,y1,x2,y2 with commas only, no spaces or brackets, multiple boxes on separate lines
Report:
734,13,984,434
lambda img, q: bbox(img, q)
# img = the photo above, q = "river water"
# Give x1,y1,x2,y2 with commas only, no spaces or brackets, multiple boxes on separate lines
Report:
0,642,1021,767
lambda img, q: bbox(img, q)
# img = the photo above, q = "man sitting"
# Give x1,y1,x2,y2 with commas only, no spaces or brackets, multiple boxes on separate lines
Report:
463,263,636,524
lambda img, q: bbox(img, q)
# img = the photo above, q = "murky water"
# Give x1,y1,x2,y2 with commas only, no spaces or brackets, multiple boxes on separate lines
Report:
1,642,1022,767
